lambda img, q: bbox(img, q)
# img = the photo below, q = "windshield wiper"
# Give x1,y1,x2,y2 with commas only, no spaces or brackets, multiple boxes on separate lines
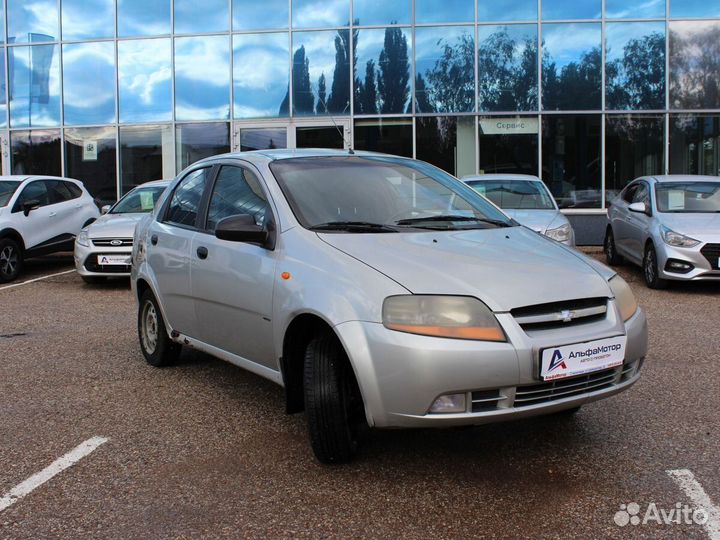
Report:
310,221,398,233
395,215,512,228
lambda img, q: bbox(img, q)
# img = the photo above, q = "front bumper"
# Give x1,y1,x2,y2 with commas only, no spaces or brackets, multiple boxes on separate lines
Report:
336,303,647,428
74,240,132,277
656,240,720,281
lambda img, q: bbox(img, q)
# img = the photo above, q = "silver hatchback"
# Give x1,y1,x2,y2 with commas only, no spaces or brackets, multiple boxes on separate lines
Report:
132,150,648,463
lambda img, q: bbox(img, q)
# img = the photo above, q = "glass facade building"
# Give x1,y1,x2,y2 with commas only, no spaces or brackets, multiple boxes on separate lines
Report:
1,0,720,231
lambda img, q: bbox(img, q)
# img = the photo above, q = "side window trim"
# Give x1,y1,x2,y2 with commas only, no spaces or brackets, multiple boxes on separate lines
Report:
12,180,49,213
160,165,217,231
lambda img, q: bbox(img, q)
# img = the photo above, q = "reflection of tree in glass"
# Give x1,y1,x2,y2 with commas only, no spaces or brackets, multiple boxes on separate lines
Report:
478,28,537,111
542,47,601,110
670,25,720,109
356,60,378,114
280,45,313,115
378,27,410,113
327,29,354,114
607,32,664,110
421,33,475,113
317,73,327,113
413,74,433,113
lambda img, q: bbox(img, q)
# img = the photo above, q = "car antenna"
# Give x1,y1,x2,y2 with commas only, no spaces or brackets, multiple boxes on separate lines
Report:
315,87,354,154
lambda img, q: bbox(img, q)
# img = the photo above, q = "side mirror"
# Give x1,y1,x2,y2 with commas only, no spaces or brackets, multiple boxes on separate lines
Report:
628,202,649,215
21,199,40,216
101,205,112,214
215,214,268,245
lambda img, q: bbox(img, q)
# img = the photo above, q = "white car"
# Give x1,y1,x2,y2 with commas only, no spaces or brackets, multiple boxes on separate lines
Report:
0,175,100,282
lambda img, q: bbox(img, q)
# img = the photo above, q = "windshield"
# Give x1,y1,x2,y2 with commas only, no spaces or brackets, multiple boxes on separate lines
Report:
110,185,166,214
269,156,514,232
466,180,556,210
656,182,720,213
0,181,20,207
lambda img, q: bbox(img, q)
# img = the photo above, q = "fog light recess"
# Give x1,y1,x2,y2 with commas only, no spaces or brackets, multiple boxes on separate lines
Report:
429,393,466,414
665,258,694,274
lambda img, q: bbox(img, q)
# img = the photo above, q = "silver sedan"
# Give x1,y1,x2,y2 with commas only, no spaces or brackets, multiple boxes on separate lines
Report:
605,175,720,288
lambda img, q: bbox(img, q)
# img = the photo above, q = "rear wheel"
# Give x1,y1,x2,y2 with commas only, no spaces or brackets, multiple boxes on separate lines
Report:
138,290,181,367
643,244,668,289
0,238,23,283
604,228,623,266
81,275,106,285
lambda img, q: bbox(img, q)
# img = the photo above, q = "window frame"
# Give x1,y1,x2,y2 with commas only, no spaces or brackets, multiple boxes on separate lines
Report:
160,165,217,231
12,180,52,213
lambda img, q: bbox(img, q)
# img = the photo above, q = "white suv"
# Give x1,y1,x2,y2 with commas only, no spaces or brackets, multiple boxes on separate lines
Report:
0,175,100,282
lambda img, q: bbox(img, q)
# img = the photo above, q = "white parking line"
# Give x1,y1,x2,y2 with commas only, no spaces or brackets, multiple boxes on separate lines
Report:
0,269,75,292
0,436,108,513
667,469,720,540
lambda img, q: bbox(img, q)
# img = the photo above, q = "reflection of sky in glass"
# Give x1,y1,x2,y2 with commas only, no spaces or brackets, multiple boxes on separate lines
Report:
118,0,170,37
175,36,231,121
353,0,411,25
355,28,412,114
118,38,171,122
175,0,228,33
671,0,720,16
478,0,537,21
0,5,5,43
233,33,289,118
606,0,664,18
415,0,474,23
9,45,61,127
63,42,116,125
0,51,6,126
240,128,288,151
292,0,349,28
7,0,59,42
542,0,600,20
669,21,720,109
62,0,114,40
542,23,600,69
233,0,289,30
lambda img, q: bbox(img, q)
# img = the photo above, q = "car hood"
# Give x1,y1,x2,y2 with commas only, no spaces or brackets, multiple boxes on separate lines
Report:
87,213,146,238
502,209,562,233
660,213,720,239
319,226,612,312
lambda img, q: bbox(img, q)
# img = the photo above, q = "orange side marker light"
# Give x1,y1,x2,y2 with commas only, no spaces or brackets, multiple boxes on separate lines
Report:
281,272,291,280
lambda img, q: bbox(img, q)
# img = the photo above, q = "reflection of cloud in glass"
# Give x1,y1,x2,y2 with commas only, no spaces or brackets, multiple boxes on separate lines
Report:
63,42,115,125
478,0,536,21
118,38,172,122
175,36,230,121
7,0,59,42
61,0,114,40
354,0,411,25
542,23,600,69
669,20,720,109
118,0,171,37
233,0,289,30
605,0,664,18
175,0,228,33
9,45,61,128
542,0,600,19
233,33,289,118
671,0,720,16
415,0,474,23
292,0,349,28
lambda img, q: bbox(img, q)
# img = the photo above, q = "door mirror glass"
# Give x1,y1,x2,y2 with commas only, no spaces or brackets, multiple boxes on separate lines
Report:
215,214,268,245
628,201,647,214
101,204,112,214
21,199,41,216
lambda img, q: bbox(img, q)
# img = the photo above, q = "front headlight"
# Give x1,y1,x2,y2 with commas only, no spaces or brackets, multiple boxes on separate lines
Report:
382,295,506,341
608,275,638,322
76,228,90,247
544,223,572,243
661,225,700,248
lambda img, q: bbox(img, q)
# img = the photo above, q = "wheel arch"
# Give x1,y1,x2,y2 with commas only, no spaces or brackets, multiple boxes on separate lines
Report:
0,228,26,252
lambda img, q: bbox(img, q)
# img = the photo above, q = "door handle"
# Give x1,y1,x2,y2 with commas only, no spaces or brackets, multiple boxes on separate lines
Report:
196,246,208,260
49,212,57,217
150,234,158,245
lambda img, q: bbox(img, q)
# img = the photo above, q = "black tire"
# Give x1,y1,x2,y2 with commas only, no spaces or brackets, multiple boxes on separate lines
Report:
304,332,365,464
643,243,668,289
604,228,623,266
138,290,181,367
81,275,106,285
0,237,23,283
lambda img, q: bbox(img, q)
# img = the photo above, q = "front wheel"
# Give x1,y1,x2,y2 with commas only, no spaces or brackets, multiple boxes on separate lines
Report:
0,238,23,283
138,290,181,367
643,244,668,289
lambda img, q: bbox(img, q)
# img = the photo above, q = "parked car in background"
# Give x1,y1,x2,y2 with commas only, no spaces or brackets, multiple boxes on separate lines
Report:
605,175,720,288
131,150,647,464
0,176,99,283
463,174,575,246
74,180,170,284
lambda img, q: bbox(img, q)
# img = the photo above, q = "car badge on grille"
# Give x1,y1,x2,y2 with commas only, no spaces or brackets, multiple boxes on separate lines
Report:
110,239,123,246
559,310,574,322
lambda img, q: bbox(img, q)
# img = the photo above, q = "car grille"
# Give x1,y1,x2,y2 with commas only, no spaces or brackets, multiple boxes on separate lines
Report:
511,297,608,331
700,243,720,270
83,254,132,274
92,238,133,247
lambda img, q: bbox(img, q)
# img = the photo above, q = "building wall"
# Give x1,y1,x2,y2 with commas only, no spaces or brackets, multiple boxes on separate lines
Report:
1,0,720,244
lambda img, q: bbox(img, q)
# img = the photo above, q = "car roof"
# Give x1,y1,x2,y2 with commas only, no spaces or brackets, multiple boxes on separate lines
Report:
134,179,171,188
199,148,394,164
462,174,542,182
646,174,720,183
0,175,81,183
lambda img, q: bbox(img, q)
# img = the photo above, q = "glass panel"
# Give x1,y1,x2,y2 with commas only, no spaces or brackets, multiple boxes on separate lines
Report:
119,125,174,194
233,0,289,30
175,36,230,121
118,38,172,122
478,116,538,175
605,115,664,203
541,115,601,209
117,0,171,37
670,0,720,17
670,21,720,110
207,166,268,231
165,168,209,228
9,45,61,128
0,2,5,43
295,125,345,148
0,50,6,127
415,26,475,113
541,23,601,111
233,33,289,119
355,28,412,115
477,0,537,22
64,126,117,206
175,0,228,33
353,118,413,157
415,0,474,23
239,127,287,151
542,0,600,20
478,24,537,112
176,122,230,171
606,0,664,18
353,0,411,25
606,23,665,110
291,30,351,116
670,114,720,176
7,0,59,43
63,42,116,125
292,0,350,28
62,0,114,40
10,129,61,175
416,116,476,177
